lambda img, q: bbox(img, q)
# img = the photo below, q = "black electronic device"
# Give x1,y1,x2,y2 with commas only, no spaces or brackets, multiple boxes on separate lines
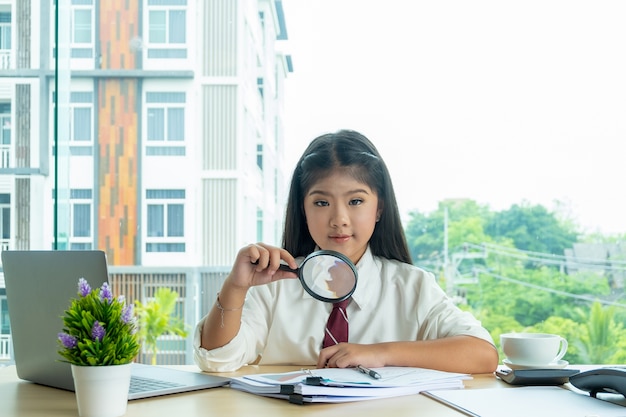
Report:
496,368,580,386
568,367,626,398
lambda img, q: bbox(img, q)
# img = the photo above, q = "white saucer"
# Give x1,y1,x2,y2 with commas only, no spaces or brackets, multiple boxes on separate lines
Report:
502,359,569,370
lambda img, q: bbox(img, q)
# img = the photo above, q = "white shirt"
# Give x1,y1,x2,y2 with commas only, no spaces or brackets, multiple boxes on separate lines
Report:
193,247,494,372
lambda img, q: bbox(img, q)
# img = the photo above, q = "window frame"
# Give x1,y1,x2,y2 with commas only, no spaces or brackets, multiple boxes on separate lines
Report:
0,107,11,168
69,1,94,59
0,193,10,251
145,92,186,156
145,0,188,59
145,189,186,253
69,188,93,250
69,92,94,154
0,12,11,51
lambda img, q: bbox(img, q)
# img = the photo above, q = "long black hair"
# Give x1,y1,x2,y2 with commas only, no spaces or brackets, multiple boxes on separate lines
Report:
282,130,412,264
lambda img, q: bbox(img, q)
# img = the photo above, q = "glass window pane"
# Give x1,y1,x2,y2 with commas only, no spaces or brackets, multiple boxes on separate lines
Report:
2,206,10,239
1,298,10,334
73,10,92,44
147,205,164,237
147,108,164,141
149,11,167,43
1,116,10,145
167,108,184,141
169,11,186,43
167,204,184,237
0,26,11,50
72,203,91,237
73,108,91,141
70,242,92,250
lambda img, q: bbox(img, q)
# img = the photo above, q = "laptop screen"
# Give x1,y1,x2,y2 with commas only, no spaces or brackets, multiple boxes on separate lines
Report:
2,250,110,391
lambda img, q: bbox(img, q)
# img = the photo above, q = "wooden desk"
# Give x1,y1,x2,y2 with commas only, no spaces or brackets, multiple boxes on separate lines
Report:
0,365,506,417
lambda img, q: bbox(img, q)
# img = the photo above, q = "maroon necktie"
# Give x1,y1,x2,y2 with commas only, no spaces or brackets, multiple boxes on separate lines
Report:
323,298,350,348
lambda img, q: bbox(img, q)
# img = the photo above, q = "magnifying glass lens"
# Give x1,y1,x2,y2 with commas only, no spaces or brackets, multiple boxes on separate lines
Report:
299,251,357,303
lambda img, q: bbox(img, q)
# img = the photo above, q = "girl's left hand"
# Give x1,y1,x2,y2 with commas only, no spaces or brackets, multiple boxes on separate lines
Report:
316,343,385,369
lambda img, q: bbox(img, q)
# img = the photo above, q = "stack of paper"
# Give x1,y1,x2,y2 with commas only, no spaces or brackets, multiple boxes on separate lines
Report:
229,367,470,404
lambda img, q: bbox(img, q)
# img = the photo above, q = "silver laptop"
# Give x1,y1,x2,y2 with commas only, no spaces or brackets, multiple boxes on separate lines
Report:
1,250,228,399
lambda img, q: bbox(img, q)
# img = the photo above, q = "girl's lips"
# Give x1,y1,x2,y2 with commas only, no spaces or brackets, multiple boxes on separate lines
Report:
330,235,351,244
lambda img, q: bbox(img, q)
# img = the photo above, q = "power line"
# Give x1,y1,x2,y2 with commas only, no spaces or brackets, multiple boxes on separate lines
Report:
462,242,626,271
473,267,626,309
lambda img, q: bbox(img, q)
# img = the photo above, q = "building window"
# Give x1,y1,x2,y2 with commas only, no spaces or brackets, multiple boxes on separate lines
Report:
1,295,9,336
0,12,11,51
257,77,265,115
0,103,10,168
256,143,263,170
257,77,264,98
146,189,185,252
70,189,92,250
256,208,263,242
146,0,187,59
50,92,93,156
0,12,11,69
146,92,186,156
0,193,10,252
70,92,93,155
70,0,94,59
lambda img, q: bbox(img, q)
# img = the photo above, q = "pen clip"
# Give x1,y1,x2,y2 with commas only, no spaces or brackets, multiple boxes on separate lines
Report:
356,365,382,380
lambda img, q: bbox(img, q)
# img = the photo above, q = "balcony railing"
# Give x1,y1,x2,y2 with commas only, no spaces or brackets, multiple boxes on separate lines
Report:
0,144,9,169
0,334,11,361
0,50,10,69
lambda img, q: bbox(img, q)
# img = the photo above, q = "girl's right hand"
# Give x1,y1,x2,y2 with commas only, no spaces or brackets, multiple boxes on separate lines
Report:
227,243,298,290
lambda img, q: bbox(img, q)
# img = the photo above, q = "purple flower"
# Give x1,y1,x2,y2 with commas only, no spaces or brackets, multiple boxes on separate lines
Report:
58,332,77,349
91,321,106,342
78,278,91,297
121,303,134,324
99,282,113,303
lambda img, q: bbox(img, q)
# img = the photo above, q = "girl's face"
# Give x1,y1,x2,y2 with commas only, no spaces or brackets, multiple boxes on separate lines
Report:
303,170,382,265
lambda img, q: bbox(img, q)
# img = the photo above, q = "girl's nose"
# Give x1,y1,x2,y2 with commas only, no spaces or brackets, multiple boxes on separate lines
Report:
330,206,349,227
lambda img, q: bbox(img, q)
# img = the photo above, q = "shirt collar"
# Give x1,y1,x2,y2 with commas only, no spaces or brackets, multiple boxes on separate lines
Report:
350,246,378,309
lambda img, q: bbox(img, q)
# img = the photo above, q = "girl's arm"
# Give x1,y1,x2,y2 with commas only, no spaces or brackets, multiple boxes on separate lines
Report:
317,336,499,374
200,243,298,351
200,279,249,350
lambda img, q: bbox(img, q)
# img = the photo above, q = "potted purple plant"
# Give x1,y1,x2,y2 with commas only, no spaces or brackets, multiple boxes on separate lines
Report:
58,278,140,417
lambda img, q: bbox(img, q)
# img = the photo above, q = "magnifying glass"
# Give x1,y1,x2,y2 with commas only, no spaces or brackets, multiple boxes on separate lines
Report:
258,250,358,303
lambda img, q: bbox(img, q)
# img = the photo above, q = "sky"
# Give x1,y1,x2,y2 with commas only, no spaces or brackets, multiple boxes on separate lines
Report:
279,0,626,235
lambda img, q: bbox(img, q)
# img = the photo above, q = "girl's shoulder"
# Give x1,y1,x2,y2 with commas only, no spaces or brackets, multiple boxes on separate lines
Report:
371,255,436,281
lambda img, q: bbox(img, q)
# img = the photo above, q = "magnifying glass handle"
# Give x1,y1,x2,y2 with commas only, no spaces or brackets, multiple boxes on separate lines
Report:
250,260,298,274
277,264,298,274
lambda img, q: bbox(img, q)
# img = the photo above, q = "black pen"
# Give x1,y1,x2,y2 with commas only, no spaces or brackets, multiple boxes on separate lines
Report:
356,365,382,380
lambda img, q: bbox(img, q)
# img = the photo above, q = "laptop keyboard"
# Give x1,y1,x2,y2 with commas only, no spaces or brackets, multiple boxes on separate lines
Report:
129,376,184,394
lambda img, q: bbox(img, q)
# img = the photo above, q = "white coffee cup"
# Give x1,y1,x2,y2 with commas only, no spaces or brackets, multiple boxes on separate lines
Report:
500,333,568,366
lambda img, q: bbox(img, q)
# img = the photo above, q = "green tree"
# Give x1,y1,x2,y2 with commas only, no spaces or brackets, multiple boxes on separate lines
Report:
135,288,188,365
572,302,626,364
485,201,579,256
405,199,491,268
403,198,626,365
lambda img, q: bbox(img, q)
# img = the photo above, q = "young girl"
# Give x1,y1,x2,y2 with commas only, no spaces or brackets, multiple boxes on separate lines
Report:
194,130,498,373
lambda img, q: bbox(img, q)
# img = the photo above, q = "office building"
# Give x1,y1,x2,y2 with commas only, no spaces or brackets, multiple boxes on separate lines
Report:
0,0,292,364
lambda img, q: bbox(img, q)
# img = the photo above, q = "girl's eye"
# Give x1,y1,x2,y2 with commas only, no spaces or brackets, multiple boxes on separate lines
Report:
314,200,329,207
349,198,363,206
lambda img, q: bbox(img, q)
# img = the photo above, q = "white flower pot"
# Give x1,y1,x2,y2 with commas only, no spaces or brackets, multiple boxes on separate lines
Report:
71,363,132,417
